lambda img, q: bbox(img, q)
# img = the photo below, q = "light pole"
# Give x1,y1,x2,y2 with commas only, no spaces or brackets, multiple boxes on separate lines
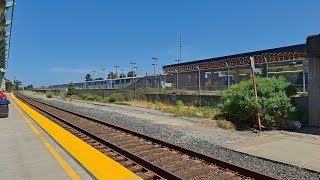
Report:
92,71,96,80
196,66,201,106
114,65,119,78
175,69,178,94
130,62,136,74
152,57,158,75
134,66,139,76
120,69,124,77
102,68,106,79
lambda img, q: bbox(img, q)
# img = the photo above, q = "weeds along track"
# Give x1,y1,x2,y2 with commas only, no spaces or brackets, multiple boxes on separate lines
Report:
15,92,276,180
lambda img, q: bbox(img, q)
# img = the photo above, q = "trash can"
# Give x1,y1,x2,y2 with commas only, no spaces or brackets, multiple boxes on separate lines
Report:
0,99,10,118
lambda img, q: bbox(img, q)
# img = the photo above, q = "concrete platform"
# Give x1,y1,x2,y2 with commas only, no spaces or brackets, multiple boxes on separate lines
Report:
224,133,320,172
0,96,93,179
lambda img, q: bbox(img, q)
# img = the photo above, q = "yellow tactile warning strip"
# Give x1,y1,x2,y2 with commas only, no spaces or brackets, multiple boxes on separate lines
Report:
11,93,142,180
12,100,81,180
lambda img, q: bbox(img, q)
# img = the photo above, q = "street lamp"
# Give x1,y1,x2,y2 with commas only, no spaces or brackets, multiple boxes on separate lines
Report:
101,68,106,79
114,65,119,77
151,57,158,75
134,66,139,76
130,62,136,74
92,71,96,80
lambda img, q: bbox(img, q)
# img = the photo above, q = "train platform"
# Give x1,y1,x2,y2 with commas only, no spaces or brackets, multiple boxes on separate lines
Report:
0,94,141,180
224,133,320,173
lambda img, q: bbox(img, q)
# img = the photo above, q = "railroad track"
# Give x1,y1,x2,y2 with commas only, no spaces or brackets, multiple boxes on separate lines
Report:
15,92,276,180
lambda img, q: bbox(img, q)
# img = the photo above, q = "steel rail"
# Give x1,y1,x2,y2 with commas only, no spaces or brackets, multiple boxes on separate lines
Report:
16,93,181,180
16,92,277,180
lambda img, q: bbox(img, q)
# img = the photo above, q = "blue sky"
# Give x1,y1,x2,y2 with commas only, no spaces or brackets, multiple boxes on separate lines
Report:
7,0,320,87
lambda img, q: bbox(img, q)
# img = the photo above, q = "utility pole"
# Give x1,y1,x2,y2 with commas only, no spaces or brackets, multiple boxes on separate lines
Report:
152,57,158,75
92,71,96,80
134,66,139,76
179,32,182,60
130,62,136,74
101,68,106,79
114,65,119,77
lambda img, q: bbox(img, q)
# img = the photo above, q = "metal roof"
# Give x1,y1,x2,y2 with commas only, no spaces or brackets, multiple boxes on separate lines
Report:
0,0,15,79
163,44,306,69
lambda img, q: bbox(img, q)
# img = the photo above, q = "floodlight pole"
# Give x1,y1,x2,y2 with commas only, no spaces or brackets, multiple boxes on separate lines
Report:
130,62,136,74
92,71,96,80
114,65,119,77
134,66,139,76
152,58,158,75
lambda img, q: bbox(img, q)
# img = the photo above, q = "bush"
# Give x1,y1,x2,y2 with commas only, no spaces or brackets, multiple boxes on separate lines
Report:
80,93,95,101
46,93,53,98
109,93,124,102
93,95,103,102
147,102,154,109
176,100,184,110
67,82,76,96
218,77,296,127
198,107,217,118
155,102,164,110
217,119,236,130
68,95,78,99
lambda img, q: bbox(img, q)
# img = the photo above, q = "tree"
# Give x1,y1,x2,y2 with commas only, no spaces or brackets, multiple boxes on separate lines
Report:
13,79,22,90
94,77,104,80
108,72,116,79
119,73,126,78
5,79,13,91
127,71,136,77
67,82,76,96
85,74,93,81
24,84,34,91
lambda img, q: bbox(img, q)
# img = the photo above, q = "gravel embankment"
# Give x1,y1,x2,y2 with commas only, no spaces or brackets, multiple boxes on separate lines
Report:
24,92,320,180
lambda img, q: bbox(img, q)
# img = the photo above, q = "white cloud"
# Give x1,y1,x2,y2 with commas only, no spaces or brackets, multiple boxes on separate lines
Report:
49,67,103,73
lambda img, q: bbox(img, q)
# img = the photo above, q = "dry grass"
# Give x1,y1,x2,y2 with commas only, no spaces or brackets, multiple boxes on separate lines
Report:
126,100,151,108
198,118,216,127
217,119,236,130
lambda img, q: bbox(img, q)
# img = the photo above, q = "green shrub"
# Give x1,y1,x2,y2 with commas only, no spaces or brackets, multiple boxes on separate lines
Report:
109,93,125,102
155,102,164,110
46,93,53,98
176,100,184,110
67,82,76,96
69,95,78,99
93,95,103,102
80,93,95,101
217,119,236,130
198,107,218,118
218,77,296,127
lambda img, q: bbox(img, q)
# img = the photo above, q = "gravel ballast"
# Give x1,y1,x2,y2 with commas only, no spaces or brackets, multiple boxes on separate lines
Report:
24,92,320,180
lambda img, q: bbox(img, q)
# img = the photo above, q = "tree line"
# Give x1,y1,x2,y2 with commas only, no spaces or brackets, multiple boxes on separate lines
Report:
85,71,136,81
